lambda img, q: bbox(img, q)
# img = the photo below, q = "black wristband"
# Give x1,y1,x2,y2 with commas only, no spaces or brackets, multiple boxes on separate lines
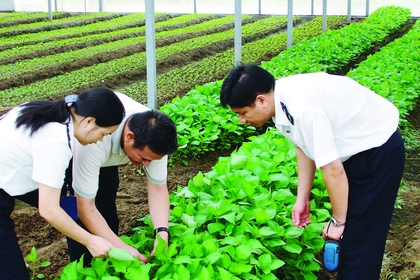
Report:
154,227,170,240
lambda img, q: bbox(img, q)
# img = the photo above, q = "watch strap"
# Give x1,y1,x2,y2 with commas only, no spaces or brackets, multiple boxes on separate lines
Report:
331,217,346,226
154,227,170,240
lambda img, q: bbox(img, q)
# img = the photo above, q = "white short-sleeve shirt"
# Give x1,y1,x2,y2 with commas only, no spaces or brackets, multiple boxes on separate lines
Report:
0,107,73,196
273,72,399,168
72,93,168,199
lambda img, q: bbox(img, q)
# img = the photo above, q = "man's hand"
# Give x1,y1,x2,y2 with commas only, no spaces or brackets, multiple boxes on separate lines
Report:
150,230,169,256
322,221,345,241
120,243,149,263
293,146,315,228
292,199,311,228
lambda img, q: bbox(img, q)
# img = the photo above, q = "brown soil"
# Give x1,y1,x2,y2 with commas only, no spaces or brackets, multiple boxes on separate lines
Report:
8,16,420,280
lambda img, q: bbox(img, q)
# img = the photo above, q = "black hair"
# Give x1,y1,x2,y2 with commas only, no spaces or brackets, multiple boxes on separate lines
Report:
220,63,275,108
128,110,178,155
15,87,125,135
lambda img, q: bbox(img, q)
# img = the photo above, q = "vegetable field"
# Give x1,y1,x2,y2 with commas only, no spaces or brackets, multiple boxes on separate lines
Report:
2,6,420,280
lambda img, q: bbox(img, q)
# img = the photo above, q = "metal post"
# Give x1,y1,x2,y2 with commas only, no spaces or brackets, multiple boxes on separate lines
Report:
287,0,293,47
234,0,242,65
322,0,327,32
48,0,52,20
258,0,261,15
311,0,314,15
99,0,103,12
145,0,157,109
194,0,197,13
347,0,351,23
366,0,370,16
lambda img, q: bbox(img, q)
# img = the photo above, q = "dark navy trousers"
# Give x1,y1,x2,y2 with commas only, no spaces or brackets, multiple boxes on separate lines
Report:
0,189,31,279
337,130,405,280
0,161,78,279
0,163,120,279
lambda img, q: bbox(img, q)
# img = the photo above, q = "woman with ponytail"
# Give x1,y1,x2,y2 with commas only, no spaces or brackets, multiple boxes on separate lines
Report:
0,87,125,279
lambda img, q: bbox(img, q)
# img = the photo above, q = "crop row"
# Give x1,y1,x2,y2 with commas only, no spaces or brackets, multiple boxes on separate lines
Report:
157,6,412,163
0,12,172,50
263,5,412,76
0,11,71,27
0,14,257,88
0,12,121,37
347,19,420,120
67,7,420,280
0,15,294,108
121,16,346,105
0,14,218,64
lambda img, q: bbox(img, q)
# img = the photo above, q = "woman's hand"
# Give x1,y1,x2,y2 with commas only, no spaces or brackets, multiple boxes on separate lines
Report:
85,235,114,258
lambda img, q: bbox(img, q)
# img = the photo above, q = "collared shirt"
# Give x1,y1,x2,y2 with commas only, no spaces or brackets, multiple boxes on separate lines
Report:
72,93,167,198
273,72,399,168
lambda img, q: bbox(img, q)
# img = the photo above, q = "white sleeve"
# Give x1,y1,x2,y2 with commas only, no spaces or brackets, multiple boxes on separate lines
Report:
72,138,110,198
143,155,168,184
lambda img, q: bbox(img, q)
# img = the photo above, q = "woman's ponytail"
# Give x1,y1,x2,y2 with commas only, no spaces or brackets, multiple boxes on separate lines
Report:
15,99,71,135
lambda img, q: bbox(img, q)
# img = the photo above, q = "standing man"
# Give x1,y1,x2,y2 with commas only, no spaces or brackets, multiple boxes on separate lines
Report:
219,63,405,279
66,92,178,265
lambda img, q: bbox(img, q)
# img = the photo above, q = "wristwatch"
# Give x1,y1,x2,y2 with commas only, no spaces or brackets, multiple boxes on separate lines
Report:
154,227,171,240
331,217,346,227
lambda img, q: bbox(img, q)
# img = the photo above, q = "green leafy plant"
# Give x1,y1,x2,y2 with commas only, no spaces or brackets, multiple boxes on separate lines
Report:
26,247,51,280
130,128,327,280
58,239,168,279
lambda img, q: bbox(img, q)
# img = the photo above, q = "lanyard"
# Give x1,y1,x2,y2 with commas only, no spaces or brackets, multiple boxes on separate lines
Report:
66,123,71,149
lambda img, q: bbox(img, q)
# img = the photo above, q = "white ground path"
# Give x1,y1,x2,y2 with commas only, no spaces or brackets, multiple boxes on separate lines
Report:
12,0,420,17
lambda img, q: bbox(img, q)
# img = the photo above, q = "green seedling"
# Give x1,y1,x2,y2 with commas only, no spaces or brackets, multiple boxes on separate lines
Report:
26,247,51,280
